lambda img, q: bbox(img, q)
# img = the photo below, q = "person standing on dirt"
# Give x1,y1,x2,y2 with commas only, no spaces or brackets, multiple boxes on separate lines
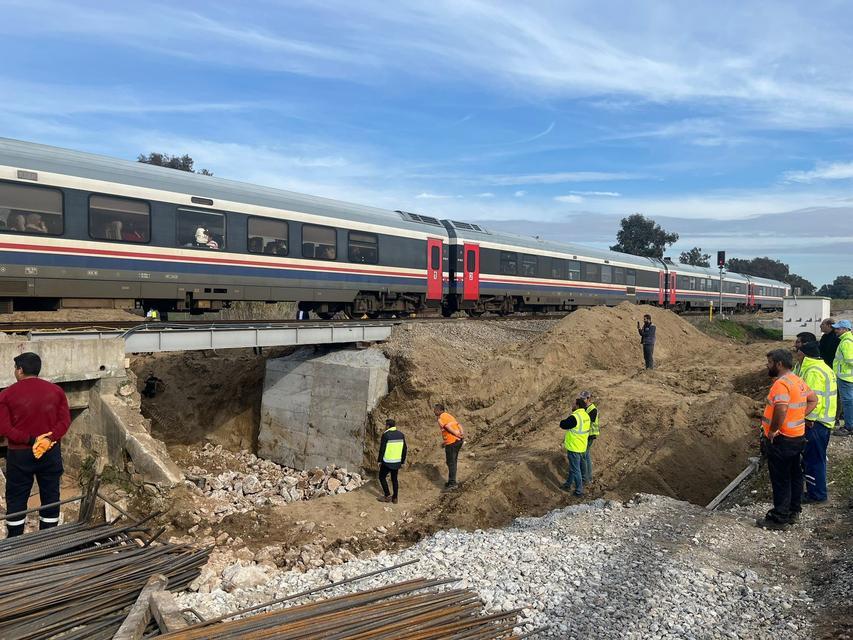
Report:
578,391,599,485
819,318,840,369
637,314,656,369
795,341,837,503
833,320,853,434
0,353,71,537
377,418,407,504
756,349,817,530
433,404,464,490
559,397,591,496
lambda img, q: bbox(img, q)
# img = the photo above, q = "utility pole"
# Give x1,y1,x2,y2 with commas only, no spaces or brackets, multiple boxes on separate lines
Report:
717,251,726,318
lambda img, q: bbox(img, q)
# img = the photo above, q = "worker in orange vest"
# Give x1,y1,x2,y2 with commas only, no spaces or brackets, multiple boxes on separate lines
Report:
756,348,817,530
433,403,464,490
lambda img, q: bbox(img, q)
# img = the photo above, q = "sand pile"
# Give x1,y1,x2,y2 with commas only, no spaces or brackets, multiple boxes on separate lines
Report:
373,305,773,528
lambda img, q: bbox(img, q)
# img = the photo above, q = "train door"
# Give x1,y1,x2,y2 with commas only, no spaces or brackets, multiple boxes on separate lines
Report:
462,243,480,301
426,238,443,301
669,270,677,306
658,271,666,305
747,283,756,307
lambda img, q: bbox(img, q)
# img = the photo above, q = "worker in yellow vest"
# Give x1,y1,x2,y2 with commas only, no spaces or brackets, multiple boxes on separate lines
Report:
833,320,853,434
578,391,600,485
377,418,407,504
559,397,591,496
796,341,837,503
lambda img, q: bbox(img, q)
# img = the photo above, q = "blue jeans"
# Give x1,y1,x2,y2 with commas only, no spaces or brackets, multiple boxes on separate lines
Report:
564,451,584,495
582,437,595,483
803,422,831,501
840,379,853,429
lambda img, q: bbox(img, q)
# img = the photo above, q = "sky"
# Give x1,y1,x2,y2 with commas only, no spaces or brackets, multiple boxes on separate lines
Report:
1,0,852,286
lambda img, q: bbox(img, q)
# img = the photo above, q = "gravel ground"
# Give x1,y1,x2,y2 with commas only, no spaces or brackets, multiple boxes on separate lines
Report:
178,494,819,639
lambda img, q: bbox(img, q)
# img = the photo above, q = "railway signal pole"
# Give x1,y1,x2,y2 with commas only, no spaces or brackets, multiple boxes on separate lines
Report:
717,251,726,318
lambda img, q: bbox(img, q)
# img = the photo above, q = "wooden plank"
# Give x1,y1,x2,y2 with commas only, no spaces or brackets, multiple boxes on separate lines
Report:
112,574,168,640
705,457,760,511
150,590,190,633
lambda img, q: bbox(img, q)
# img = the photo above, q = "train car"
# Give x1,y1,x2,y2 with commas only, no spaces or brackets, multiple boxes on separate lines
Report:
0,138,450,317
0,138,788,316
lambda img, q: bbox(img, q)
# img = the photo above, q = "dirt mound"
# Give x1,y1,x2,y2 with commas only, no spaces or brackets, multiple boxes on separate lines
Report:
372,305,776,529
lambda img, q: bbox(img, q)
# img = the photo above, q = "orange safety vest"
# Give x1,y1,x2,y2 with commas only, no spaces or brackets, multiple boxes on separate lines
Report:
762,372,809,438
438,412,463,445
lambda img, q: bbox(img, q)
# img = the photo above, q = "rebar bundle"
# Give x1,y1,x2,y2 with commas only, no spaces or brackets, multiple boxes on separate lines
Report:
160,578,523,640
0,518,209,640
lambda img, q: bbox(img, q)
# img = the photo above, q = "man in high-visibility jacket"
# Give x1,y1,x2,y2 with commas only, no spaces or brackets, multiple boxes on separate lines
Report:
796,341,837,503
756,349,817,530
578,391,599,484
377,418,407,504
559,397,591,497
433,404,464,490
833,319,853,435
792,332,816,375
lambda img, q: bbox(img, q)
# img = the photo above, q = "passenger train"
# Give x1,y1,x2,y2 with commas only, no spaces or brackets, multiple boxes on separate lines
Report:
0,139,789,317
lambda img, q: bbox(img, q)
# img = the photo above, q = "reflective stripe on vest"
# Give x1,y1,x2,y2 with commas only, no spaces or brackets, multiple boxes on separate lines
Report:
564,408,591,453
382,428,404,464
587,403,600,437
762,372,808,438
834,332,853,382
801,357,838,427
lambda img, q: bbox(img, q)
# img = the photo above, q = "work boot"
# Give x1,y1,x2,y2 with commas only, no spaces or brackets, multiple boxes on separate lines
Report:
801,495,827,505
376,495,392,503
788,511,801,525
392,497,398,504
755,517,788,531
831,427,851,437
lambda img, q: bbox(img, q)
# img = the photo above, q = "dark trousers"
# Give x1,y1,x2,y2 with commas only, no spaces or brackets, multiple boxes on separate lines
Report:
803,423,831,501
444,440,463,485
765,435,805,522
643,344,655,369
5,444,63,537
378,464,399,499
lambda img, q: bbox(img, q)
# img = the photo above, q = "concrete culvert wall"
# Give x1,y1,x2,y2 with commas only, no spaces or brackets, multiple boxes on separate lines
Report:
371,305,773,529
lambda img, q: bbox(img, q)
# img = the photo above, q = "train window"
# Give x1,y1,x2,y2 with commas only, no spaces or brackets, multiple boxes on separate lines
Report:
466,249,476,272
248,217,288,255
601,265,612,283
430,245,440,269
568,260,581,280
177,209,225,250
348,231,378,264
0,182,63,235
302,224,337,260
689,277,696,290
612,267,625,285
582,262,600,281
551,258,565,279
626,269,637,286
89,195,150,243
499,251,518,275
520,254,538,277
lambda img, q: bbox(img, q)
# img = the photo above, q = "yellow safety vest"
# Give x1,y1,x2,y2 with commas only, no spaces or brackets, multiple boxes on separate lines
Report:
382,428,405,464
564,408,591,453
835,332,853,382
800,357,837,428
586,403,600,437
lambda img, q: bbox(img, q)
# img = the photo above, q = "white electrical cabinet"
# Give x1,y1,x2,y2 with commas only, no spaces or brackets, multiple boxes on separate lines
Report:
783,296,831,340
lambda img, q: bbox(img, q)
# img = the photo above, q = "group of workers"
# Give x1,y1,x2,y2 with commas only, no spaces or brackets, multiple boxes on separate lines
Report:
757,318,853,529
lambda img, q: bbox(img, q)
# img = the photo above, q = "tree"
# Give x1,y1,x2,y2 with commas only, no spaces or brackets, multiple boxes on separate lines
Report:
610,213,679,258
678,247,711,267
137,152,213,176
817,275,853,298
725,256,815,294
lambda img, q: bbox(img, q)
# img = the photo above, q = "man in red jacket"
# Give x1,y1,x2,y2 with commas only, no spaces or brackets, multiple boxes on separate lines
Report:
0,352,70,536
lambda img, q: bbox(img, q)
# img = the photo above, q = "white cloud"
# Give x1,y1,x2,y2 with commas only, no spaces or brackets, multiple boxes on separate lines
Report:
476,192,495,198
415,192,456,199
514,190,527,197
486,171,641,185
569,190,621,197
554,194,584,203
783,162,853,183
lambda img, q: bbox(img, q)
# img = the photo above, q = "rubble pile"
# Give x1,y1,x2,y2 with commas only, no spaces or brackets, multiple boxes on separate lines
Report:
182,443,365,522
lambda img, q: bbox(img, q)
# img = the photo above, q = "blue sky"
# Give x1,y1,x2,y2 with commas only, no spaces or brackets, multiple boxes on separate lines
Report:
1,1,852,285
